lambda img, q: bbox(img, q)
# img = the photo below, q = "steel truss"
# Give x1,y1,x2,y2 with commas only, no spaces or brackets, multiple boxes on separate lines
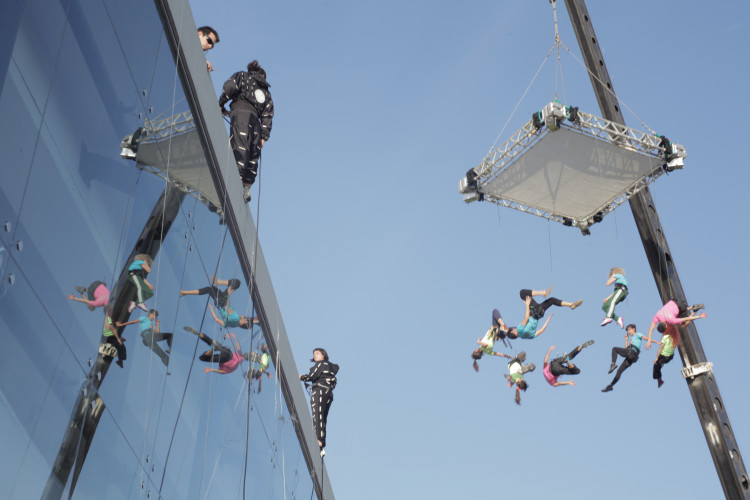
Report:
122,111,225,216
461,102,685,233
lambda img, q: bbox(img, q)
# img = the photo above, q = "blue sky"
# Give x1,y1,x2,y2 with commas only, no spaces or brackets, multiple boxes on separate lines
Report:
189,1,749,498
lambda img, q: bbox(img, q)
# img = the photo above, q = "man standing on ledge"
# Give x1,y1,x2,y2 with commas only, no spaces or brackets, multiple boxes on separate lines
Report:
219,60,274,202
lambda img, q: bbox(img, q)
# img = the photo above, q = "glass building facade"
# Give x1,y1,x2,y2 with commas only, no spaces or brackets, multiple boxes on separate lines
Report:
0,0,332,498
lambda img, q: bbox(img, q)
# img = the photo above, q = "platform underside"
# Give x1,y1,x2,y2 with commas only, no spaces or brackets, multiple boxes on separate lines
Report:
482,127,663,221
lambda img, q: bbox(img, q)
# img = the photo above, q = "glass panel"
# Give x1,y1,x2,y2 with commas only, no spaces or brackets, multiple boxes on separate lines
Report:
68,410,159,500
0,264,93,499
0,1,318,498
0,0,72,223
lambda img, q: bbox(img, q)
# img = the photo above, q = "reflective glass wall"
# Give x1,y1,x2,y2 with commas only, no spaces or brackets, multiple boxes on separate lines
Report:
0,0,316,498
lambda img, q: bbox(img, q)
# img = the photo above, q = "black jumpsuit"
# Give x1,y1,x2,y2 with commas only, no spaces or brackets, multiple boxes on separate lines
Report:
219,71,274,186
300,360,339,449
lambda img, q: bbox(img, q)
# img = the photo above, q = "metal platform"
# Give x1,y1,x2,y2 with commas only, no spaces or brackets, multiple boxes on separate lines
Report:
459,101,686,234
120,111,224,215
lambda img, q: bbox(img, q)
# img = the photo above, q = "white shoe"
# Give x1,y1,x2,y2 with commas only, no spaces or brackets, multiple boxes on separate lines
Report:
128,301,136,313
243,185,251,202
617,317,624,329
320,448,326,458
600,317,613,326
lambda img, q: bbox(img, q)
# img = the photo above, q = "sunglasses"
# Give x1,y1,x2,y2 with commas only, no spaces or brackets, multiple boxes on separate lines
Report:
204,35,214,47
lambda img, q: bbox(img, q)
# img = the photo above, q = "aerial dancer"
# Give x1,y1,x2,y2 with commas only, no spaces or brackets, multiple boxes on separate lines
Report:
542,340,594,388
67,281,110,311
506,288,582,340
103,311,127,368
185,327,244,375
601,267,628,328
208,302,252,329
127,254,154,313
645,299,706,349
504,352,535,405
245,344,272,391
180,277,242,309
219,60,274,202
602,324,659,392
300,348,339,457
653,323,680,388
491,308,511,347
471,326,512,371
117,309,173,367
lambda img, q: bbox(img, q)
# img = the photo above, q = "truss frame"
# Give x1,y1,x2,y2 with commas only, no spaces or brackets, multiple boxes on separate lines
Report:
465,103,683,232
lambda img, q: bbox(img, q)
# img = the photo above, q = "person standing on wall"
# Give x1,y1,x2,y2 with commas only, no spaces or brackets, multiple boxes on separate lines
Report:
219,60,274,202
300,348,338,457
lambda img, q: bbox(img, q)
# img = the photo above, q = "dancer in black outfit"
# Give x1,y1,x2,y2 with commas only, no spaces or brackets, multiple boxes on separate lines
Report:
300,348,339,457
219,60,274,202
180,277,241,309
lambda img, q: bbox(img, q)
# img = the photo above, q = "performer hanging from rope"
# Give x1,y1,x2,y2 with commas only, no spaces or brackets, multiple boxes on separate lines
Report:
653,323,680,388
542,340,594,387
219,60,274,202
491,308,511,347
184,327,244,375
103,311,127,368
507,288,583,340
67,281,110,311
127,254,154,313
601,267,628,328
180,277,242,309
644,299,706,349
471,326,512,371
602,324,659,392
245,344,272,392
300,348,339,457
117,309,173,367
504,352,534,405
208,302,252,329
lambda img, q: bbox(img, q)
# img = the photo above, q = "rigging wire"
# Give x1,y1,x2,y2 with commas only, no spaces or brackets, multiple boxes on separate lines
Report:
557,39,656,135
243,152,266,499
487,44,556,154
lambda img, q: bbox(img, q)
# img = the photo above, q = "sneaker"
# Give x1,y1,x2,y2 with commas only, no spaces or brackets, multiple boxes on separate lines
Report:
75,285,87,295
184,326,216,346
252,316,260,324
116,359,124,368
600,318,613,326
184,326,200,336
320,449,326,458
601,385,613,393
243,186,251,203
617,317,624,329
570,299,583,310
657,379,664,388
128,301,136,313
608,362,617,374
581,339,595,349
137,303,148,312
